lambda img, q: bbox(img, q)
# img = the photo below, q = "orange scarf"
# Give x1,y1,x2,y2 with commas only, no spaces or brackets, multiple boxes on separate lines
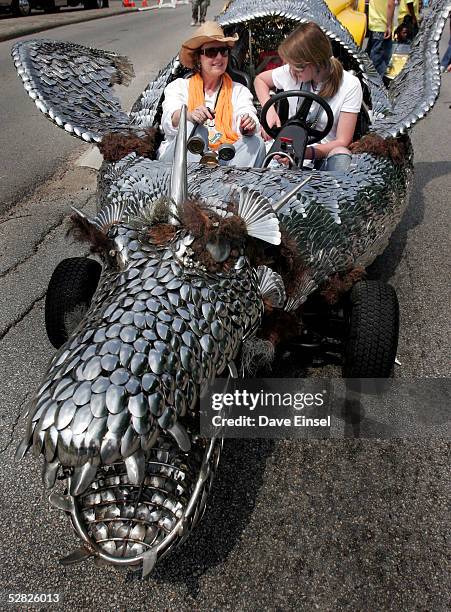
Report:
188,72,239,149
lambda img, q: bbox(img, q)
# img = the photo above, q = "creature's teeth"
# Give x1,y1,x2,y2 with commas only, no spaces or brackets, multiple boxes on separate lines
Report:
142,548,158,578
49,493,75,513
70,460,99,496
124,450,146,485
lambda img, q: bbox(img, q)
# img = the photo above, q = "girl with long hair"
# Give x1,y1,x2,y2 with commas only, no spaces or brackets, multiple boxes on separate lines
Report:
254,22,363,171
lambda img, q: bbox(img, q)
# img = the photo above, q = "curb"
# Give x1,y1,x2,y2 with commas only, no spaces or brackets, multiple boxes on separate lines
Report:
0,7,139,43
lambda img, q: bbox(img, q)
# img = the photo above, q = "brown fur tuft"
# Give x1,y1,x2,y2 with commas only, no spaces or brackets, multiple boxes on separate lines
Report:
320,267,366,304
98,128,158,162
181,200,212,238
350,133,409,165
258,309,302,347
67,213,110,254
179,199,309,285
179,200,248,272
147,224,177,245
217,216,247,242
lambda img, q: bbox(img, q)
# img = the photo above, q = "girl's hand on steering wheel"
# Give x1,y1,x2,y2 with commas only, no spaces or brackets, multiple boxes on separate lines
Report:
261,107,281,141
188,106,214,125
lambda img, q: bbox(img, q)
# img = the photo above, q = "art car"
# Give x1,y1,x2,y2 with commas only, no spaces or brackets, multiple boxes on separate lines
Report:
11,0,450,577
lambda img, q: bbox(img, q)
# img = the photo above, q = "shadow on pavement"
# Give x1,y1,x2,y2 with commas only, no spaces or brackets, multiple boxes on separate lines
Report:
125,438,275,597
368,160,450,282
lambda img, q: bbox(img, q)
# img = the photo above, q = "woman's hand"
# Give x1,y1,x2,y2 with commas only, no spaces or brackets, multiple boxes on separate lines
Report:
239,113,256,135
261,107,281,141
187,106,215,125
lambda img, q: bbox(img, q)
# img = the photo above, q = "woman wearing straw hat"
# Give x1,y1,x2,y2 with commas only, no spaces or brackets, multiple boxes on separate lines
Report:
158,22,266,167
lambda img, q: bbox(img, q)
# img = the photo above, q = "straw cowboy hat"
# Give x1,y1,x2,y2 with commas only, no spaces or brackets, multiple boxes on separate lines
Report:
179,21,239,69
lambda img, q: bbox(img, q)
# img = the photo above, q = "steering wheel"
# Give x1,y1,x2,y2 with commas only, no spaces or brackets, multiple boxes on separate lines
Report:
260,90,334,144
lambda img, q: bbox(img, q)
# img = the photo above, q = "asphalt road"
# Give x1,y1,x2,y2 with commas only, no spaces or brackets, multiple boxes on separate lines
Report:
0,6,449,611
0,0,220,214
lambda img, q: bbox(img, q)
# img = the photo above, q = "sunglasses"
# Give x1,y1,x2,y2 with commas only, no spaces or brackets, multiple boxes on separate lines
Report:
200,46,230,58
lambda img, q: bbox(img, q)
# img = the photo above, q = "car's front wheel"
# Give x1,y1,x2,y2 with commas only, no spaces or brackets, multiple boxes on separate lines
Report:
45,257,102,348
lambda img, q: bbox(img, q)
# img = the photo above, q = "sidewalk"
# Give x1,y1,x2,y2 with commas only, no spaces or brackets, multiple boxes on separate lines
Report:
0,0,159,43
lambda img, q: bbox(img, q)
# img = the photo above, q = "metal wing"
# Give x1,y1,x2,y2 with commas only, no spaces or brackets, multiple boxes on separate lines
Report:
11,39,134,143
371,0,451,138
129,59,179,129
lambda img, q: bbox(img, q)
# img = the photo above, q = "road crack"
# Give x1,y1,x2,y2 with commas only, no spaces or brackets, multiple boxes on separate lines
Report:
0,217,67,280
0,213,33,225
0,292,46,342
0,194,94,280
0,393,30,455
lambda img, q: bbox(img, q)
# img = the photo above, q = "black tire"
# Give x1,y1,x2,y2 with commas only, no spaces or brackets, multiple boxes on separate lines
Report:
342,280,399,378
84,0,103,8
45,257,101,349
12,0,31,16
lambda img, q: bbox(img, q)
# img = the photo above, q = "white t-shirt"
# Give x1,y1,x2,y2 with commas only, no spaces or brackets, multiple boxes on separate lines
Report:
271,64,363,144
158,77,260,158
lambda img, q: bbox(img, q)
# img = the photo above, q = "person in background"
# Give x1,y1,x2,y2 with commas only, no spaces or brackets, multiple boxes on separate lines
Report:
440,20,451,73
397,0,420,35
254,22,363,172
393,19,414,43
158,22,266,167
191,0,210,27
366,0,395,76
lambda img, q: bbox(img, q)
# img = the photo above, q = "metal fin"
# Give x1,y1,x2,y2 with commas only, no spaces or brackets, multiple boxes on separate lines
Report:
141,548,158,579
59,547,93,566
167,421,191,453
124,450,146,485
168,105,187,224
273,176,312,213
15,436,32,461
93,198,127,232
237,187,281,245
257,265,286,308
41,459,60,489
70,205,95,223
70,460,99,496
49,492,75,513
21,399,34,419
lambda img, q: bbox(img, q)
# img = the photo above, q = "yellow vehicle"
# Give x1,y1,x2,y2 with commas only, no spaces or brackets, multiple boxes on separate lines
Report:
325,0,367,46
223,0,367,47
385,43,411,80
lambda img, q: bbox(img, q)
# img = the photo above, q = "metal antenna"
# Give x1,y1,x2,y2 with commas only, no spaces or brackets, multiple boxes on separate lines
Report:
169,105,189,224
273,176,312,213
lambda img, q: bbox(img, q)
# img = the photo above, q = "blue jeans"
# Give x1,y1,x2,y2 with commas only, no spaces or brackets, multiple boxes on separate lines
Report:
441,37,451,69
318,152,352,172
367,31,393,77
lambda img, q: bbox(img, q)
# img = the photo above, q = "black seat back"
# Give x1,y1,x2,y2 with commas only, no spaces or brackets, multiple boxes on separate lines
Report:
227,56,252,90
